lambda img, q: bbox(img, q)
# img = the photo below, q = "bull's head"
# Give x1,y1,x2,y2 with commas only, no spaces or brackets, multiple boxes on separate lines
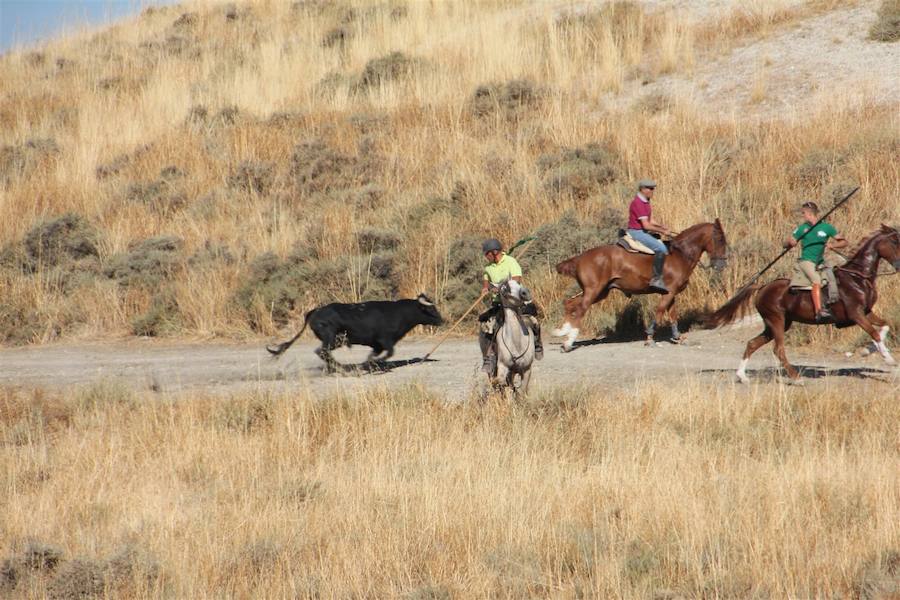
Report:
416,293,444,326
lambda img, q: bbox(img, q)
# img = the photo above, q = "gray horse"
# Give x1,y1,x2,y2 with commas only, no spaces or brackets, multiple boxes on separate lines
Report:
492,279,536,395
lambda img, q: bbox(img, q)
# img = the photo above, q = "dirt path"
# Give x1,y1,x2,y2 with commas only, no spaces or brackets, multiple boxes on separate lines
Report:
1,322,896,400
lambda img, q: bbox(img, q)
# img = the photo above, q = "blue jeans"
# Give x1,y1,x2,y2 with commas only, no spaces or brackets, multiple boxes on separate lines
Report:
627,229,668,255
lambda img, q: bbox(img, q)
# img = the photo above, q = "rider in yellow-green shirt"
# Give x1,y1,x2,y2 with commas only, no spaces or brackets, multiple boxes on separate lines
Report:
478,238,542,375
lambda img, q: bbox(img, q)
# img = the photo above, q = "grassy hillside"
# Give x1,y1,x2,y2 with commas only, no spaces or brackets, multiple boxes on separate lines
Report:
0,0,897,345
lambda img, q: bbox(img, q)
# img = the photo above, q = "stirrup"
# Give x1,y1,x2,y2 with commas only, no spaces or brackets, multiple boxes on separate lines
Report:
815,309,833,324
648,278,669,294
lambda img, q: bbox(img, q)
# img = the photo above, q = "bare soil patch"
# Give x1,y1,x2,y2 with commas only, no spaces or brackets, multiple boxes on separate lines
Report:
1,324,895,401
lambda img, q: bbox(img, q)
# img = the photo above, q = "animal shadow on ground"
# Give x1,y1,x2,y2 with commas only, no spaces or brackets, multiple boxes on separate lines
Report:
553,302,708,350
701,365,893,382
340,356,434,375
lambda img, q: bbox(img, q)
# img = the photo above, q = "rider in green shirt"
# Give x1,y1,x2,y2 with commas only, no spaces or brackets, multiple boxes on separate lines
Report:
479,239,543,375
783,201,847,322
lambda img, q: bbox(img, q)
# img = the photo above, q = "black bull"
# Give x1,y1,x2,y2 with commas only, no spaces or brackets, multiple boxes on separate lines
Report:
266,294,444,371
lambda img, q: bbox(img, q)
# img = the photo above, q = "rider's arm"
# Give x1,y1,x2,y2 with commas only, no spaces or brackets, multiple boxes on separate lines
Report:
827,234,848,250
783,236,798,249
641,217,672,236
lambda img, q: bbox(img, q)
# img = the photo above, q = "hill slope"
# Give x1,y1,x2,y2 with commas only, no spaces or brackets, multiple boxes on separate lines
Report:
0,0,897,344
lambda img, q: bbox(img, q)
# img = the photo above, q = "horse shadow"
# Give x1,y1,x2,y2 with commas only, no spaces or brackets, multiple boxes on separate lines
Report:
700,365,892,382
557,302,710,349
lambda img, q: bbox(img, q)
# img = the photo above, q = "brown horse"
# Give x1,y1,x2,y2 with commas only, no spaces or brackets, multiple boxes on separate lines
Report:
707,225,900,382
552,220,729,350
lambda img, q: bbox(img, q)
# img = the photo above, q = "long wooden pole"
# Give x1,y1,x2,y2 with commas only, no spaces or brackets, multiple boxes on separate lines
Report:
422,238,537,360
421,291,487,360
720,186,859,303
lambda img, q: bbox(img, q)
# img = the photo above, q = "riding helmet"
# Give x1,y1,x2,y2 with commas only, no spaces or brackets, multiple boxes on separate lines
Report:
482,238,502,253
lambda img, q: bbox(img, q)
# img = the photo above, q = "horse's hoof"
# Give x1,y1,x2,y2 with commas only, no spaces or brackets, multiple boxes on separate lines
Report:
736,372,749,384
885,357,898,367
560,345,572,353
786,377,805,387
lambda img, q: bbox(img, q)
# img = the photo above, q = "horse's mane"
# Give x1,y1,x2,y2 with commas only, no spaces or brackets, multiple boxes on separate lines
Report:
842,228,889,268
670,221,721,259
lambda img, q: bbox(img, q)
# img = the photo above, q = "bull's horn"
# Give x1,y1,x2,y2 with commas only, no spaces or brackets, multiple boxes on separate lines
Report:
417,294,434,306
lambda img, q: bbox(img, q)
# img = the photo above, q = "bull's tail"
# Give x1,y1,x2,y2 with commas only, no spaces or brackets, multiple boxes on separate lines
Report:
555,255,579,278
266,308,316,358
705,283,760,328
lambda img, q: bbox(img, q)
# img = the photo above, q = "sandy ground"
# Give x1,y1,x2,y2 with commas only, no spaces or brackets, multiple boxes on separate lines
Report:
591,0,900,118
1,321,896,400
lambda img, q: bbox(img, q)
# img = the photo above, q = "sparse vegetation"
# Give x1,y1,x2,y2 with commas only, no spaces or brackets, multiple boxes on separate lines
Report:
1,380,898,597
869,0,900,41
0,0,894,348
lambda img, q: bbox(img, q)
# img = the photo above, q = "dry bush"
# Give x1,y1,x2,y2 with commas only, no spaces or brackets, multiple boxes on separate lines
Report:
468,79,542,119
227,160,276,195
125,167,189,214
352,51,421,92
519,209,618,273
21,213,99,272
869,0,900,41
131,291,181,337
104,236,184,289
538,144,620,199
0,138,59,185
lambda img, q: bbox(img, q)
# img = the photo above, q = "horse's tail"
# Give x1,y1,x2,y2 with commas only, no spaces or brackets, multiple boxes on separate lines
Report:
266,308,316,357
705,284,760,328
555,255,579,278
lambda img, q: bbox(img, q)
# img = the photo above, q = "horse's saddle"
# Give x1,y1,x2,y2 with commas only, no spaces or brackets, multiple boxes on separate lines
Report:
616,230,655,254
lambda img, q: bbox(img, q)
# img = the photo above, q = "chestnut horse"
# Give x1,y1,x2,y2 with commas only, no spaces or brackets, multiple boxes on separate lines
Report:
707,225,900,382
552,220,728,350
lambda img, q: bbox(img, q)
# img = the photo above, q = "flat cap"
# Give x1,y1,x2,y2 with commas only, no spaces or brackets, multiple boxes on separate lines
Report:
637,179,656,189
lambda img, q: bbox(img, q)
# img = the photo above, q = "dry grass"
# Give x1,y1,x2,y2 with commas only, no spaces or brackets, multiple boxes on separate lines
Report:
0,0,897,346
1,379,898,597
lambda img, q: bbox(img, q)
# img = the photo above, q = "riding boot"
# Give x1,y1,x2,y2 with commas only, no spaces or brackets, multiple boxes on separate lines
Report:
648,252,669,294
811,285,832,323
532,321,543,360
479,331,496,375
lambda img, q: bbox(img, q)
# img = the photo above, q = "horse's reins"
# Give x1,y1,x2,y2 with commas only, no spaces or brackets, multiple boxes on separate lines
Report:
498,306,532,365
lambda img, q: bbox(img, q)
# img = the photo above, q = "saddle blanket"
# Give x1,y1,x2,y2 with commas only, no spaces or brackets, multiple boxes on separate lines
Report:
617,231,655,254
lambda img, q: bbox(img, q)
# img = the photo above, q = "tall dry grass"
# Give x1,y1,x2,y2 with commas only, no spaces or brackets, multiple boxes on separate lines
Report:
0,0,897,345
2,379,898,597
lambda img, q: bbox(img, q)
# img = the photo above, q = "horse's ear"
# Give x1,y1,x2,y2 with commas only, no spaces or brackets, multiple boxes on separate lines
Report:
714,217,722,228
881,223,892,233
